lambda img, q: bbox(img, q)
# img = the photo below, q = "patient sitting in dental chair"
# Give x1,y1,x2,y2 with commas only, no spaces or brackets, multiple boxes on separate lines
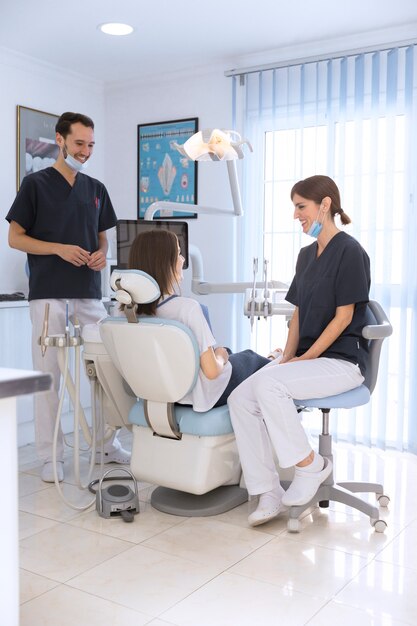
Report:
126,230,273,412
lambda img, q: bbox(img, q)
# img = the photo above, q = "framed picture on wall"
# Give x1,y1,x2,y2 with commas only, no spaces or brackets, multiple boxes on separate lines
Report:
137,117,198,219
16,105,59,191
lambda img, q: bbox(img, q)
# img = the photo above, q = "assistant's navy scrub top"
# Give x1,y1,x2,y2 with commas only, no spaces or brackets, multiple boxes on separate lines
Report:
286,231,371,376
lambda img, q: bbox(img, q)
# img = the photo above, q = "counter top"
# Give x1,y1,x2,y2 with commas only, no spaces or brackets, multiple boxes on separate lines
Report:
0,300,28,309
0,368,52,400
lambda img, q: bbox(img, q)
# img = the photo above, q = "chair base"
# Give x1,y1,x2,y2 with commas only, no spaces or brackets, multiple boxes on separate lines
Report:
282,431,389,533
150,485,248,517
285,482,385,523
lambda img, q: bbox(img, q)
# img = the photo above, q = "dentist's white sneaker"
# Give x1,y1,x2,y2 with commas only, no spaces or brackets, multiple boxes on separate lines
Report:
248,487,288,526
41,461,64,483
95,438,131,465
281,456,332,507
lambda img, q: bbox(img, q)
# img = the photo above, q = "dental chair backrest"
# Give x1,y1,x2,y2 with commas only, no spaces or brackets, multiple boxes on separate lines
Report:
99,270,200,439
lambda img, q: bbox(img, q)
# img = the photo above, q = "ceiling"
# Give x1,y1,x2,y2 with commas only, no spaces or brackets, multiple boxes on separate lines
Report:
1,0,417,84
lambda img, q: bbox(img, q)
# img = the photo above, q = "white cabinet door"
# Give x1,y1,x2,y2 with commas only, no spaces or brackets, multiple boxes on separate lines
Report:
0,305,34,434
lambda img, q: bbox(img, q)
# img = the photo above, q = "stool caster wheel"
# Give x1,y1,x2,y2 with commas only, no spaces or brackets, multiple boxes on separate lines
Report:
371,519,387,533
377,494,390,507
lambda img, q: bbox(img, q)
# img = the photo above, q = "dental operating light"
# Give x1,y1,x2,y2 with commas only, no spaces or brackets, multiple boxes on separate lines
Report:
144,128,252,219
173,128,252,161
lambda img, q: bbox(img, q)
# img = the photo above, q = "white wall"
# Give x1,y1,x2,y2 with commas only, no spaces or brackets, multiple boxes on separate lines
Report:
104,70,242,348
0,47,106,294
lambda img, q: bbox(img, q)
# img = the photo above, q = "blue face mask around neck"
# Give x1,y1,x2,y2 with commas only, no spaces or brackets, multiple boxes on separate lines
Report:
307,220,323,238
63,145,89,172
306,206,324,238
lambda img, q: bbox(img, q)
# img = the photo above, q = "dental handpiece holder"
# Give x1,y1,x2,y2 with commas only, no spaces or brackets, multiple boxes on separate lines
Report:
244,257,294,324
243,288,294,318
39,334,84,348
38,301,83,351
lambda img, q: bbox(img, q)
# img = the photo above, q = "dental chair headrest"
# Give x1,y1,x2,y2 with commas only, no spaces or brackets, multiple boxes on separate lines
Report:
110,269,160,306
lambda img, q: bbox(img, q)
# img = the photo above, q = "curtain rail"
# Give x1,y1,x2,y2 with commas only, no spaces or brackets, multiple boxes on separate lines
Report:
224,38,417,78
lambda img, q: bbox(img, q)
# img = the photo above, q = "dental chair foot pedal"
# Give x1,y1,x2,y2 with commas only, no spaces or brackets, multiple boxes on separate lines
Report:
151,485,248,517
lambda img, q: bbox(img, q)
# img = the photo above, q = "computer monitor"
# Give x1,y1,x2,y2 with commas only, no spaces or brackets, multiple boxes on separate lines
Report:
116,220,189,270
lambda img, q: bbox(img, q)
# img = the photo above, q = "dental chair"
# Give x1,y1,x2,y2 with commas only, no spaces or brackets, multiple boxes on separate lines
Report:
287,300,393,533
98,269,248,516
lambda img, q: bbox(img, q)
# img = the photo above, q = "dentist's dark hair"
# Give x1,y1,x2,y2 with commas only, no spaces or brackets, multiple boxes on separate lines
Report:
291,175,351,225
128,230,179,315
55,112,94,138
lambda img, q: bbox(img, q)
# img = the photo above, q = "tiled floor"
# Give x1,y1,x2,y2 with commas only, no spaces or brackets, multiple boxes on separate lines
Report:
18,430,417,625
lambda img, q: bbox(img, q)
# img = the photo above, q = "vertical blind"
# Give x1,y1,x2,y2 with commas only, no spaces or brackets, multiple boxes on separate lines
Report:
231,45,417,453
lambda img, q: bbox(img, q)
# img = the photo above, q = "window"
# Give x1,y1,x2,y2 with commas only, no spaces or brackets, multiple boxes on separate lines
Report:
233,45,417,451
255,116,408,446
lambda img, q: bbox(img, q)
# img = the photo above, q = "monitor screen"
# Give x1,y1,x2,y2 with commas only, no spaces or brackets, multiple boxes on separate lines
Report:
116,220,189,270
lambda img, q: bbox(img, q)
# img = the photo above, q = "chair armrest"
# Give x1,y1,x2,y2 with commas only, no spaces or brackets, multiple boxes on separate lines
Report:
362,300,393,339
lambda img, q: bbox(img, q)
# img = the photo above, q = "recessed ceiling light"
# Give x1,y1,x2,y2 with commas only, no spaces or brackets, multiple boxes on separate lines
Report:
99,23,134,36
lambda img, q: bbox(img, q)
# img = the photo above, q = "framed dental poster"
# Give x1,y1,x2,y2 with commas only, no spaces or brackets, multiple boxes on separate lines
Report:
16,105,59,191
137,117,198,219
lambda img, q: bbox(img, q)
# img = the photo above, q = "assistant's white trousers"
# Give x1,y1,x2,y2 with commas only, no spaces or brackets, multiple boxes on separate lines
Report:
30,298,110,462
227,357,364,496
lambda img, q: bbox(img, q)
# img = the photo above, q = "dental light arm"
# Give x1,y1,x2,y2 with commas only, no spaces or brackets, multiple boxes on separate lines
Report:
145,129,251,220
188,244,288,296
144,127,293,323
145,160,243,219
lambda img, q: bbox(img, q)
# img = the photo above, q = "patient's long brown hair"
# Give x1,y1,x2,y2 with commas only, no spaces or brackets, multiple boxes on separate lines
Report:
128,229,179,315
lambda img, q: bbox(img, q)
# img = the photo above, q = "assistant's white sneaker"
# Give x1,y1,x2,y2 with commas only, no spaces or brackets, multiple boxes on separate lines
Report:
248,487,288,526
281,456,332,507
95,438,131,465
41,461,64,483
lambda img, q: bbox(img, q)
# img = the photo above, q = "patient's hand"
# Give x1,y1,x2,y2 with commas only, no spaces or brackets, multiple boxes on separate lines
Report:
201,346,229,379
268,348,283,360
214,347,229,365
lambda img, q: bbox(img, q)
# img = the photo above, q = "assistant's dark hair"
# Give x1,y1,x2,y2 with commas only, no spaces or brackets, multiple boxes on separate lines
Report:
55,112,94,138
291,175,351,225
128,230,179,315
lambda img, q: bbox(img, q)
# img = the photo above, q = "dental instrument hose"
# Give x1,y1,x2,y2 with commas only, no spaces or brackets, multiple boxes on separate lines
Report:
51,328,127,511
52,341,96,511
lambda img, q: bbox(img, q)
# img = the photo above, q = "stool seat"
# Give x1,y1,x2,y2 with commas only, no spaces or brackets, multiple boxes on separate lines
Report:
295,384,370,410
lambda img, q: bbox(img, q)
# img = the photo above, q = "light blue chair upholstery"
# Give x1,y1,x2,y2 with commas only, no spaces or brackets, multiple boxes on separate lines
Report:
286,300,393,533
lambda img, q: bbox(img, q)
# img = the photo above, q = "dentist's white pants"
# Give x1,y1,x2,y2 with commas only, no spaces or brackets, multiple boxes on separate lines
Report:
30,299,110,462
227,357,364,496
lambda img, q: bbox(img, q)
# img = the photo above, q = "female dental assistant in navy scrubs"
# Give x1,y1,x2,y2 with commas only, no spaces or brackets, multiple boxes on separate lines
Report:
228,175,370,527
